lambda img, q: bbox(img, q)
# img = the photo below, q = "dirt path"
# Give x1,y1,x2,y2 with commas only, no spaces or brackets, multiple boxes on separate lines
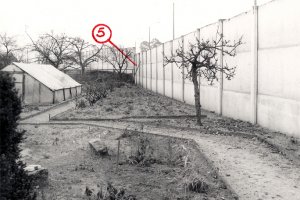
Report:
45,120,300,200
20,101,75,123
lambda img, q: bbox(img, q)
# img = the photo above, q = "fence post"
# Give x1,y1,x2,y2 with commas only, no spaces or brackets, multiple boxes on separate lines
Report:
101,49,104,70
135,54,137,84
181,35,185,102
146,51,148,89
251,4,258,124
197,28,201,99
162,43,165,96
150,47,152,91
156,47,158,93
141,52,144,88
218,19,224,115
171,41,174,99
138,53,140,85
139,53,141,85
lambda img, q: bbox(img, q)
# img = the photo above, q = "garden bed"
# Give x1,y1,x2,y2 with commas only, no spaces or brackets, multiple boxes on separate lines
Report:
20,124,236,199
53,84,195,120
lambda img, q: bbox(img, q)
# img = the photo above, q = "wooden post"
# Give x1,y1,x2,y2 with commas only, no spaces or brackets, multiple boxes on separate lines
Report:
63,89,66,101
53,91,55,104
168,139,172,165
22,73,25,103
116,140,120,171
39,83,41,104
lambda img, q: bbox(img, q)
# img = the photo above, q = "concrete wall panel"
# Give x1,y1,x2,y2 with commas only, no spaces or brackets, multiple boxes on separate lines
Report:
258,94,300,137
222,91,252,122
184,83,195,105
200,85,218,112
258,46,300,101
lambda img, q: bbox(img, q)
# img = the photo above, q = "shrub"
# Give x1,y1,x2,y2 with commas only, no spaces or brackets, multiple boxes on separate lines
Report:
127,136,156,166
85,182,137,200
0,72,35,199
85,83,108,106
75,97,87,109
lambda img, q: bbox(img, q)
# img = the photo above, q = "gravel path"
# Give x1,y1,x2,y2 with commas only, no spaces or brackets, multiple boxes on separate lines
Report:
20,101,76,123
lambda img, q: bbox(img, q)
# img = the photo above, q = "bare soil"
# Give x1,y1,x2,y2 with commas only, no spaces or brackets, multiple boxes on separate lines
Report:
54,84,195,120
20,124,235,200
53,84,300,164
21,76,300,199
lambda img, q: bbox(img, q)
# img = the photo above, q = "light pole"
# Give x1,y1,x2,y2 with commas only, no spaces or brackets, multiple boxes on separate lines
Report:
149,26,151,49
173,2,175,39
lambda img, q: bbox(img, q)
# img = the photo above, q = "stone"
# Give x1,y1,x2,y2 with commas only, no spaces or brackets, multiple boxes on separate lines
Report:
24,164,48,186
89,139,108,155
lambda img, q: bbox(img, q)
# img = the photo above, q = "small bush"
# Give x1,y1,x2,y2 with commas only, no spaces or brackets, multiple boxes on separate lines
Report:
85,83,108,106
187,178,209,193
85,182,137,200
127,136,156,166
75,98,87,109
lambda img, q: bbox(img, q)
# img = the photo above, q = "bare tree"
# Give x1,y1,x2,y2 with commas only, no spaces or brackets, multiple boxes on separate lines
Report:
100,46,135,78
28,32,70,68
67,37,102,75
164,31,242,125
0,33,23,69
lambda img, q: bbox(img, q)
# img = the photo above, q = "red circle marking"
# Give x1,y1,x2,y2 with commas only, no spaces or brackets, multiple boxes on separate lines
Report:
92,24,112,44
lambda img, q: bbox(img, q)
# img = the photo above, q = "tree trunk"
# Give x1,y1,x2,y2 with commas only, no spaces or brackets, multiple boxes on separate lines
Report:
81,65,85,76
118,69,122,80
191,67,202,126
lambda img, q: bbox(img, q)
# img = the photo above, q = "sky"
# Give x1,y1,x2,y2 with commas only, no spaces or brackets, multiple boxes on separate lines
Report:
0,0,272,49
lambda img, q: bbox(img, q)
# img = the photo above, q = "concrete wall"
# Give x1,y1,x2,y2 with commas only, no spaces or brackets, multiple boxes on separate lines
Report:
257,0,300,135
222,11,253,122
135,0,300,137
